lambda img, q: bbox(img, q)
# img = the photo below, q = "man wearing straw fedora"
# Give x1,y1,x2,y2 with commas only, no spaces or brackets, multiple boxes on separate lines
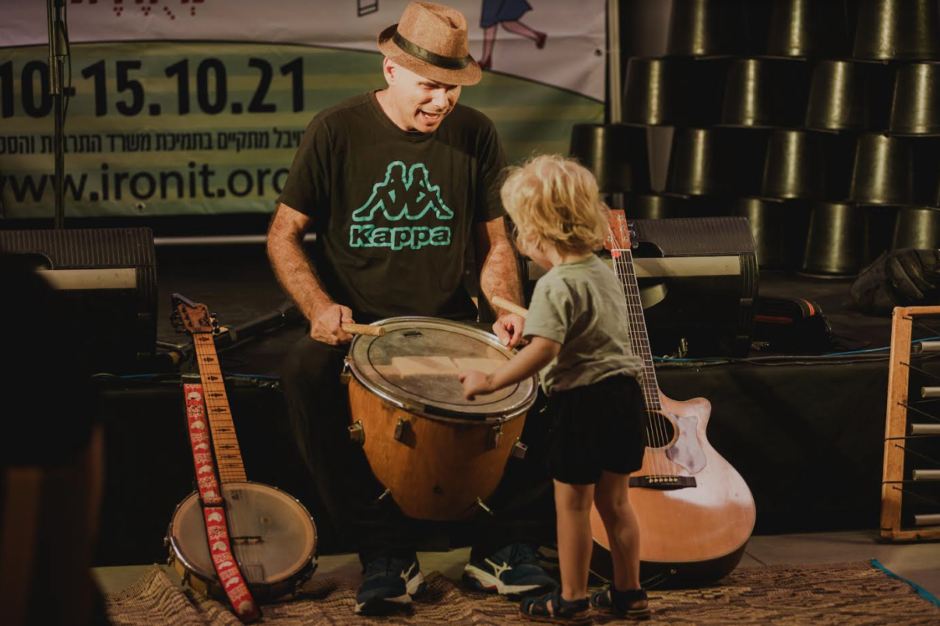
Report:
267,1,557,615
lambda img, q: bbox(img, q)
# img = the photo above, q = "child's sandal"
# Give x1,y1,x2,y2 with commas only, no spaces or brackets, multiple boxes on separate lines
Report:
520,588,592,624
590,585,651,620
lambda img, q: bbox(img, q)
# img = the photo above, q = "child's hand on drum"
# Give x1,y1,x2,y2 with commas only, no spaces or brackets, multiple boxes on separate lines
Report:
459,370,494,401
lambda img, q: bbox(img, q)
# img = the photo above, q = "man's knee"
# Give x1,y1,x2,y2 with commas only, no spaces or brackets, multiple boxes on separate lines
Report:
281,335,346,393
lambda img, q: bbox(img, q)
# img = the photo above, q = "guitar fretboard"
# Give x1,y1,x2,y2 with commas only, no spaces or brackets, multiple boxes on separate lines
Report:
193,334,247,484
610,248,663,414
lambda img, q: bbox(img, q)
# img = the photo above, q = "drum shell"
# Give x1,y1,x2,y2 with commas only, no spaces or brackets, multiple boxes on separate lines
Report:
349,376,527,521
166,483,317,603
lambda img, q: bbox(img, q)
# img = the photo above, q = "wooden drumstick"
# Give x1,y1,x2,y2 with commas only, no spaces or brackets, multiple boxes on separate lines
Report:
492,296,528,319
341,323,387,337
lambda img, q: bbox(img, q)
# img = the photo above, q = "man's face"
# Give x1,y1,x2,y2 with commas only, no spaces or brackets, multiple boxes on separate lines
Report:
383,60,461,132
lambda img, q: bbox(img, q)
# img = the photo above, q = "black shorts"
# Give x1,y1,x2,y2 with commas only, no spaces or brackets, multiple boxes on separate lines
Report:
546,375,647,485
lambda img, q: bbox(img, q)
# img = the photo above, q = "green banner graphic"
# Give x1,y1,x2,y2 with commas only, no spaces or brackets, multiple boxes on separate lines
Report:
0,41,602,219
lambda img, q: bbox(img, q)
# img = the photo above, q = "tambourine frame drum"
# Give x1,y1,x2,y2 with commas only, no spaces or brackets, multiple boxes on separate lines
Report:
166,482,317,602
345,317,537,521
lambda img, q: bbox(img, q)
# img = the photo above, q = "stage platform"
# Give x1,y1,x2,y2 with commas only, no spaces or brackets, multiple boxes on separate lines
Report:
92,244,940,567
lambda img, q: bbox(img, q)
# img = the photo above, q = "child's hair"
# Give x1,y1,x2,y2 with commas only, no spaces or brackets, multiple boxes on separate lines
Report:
500,154,609,255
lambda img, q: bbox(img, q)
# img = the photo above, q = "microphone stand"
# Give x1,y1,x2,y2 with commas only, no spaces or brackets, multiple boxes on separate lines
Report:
606,0,625,212
46,0,68,230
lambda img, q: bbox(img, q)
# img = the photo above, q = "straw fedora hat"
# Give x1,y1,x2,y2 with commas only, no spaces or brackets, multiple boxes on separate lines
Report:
377,1,482,86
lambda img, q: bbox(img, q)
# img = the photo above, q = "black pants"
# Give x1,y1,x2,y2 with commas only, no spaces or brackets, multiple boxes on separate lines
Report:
280,332,556,565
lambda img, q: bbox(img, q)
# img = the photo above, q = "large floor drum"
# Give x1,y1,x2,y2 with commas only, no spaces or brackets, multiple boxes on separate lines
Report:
346,317,537,521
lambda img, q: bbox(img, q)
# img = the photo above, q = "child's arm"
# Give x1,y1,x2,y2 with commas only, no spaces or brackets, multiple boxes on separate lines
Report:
459,336,561,400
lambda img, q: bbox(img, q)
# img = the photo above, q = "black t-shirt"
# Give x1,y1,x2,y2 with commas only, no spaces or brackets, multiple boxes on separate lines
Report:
277,91,507,321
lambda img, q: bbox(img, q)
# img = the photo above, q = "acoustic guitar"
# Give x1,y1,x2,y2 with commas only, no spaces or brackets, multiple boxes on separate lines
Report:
590,211,757,588
166,294,318,601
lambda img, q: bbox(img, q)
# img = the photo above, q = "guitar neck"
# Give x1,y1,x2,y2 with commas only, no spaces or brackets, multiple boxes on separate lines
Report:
192,334,247,483
610,248,663,412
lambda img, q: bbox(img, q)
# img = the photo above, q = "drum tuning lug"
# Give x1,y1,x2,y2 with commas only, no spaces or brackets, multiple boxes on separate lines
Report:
487,424,503,450
476,498,495,516
394,416,408,442
348,420,365,446
511,438,528,459
340,358,351,385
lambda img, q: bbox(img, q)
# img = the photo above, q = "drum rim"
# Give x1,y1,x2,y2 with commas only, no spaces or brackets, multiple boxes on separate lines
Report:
167,482,318,586
346,316,537,422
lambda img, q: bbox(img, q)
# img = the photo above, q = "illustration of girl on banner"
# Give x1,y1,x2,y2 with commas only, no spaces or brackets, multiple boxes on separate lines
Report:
479,0,547,70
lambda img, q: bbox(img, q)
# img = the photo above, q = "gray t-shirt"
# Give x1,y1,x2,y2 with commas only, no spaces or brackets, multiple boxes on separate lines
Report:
523,254,644,395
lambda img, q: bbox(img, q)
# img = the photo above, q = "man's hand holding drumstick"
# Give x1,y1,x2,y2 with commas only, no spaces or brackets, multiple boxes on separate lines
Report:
309,301,385,344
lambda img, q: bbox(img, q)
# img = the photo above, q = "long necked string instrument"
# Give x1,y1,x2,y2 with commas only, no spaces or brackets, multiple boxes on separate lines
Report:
169,294,318,613
184,312,260,621
611,233,671,485
590,210,756,587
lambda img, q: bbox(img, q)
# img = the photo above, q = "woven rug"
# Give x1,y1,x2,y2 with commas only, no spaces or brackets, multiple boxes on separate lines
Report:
105,560,940,625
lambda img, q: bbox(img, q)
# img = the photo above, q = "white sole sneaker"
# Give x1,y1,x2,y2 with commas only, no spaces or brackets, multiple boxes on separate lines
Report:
354,592,412,615
463,565,545,595
406,570,427,596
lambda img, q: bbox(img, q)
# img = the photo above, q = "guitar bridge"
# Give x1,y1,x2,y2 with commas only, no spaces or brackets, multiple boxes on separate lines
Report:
629,475,696,490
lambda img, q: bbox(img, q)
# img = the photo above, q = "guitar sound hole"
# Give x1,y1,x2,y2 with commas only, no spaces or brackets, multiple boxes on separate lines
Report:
645,412,677,449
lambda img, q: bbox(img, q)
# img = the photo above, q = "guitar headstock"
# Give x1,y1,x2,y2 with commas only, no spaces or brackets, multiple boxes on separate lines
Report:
170,293,219,335
604,208,632,255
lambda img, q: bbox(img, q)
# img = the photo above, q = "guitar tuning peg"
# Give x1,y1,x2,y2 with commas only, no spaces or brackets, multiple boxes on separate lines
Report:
210,313,218,319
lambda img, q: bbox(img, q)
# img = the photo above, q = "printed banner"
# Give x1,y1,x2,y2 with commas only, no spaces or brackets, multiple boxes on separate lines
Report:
0,1,606,219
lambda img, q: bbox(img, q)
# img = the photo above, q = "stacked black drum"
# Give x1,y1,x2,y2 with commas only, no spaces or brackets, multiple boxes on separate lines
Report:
609,0,940,276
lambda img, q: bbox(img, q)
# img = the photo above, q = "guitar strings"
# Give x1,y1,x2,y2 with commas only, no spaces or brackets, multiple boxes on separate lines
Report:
612,245,675,478
195,334,262,581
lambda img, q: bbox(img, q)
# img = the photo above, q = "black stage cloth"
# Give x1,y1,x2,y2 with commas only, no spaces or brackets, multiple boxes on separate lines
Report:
84,246,940,565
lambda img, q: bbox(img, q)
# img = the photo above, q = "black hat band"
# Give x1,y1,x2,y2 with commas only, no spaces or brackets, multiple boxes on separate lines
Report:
392,30,471,71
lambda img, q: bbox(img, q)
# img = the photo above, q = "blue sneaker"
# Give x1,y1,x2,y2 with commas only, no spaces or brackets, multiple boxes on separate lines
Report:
463,543,558,595
355,554,427,615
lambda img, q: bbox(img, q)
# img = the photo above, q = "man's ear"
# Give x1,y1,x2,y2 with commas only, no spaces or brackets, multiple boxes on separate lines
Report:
382,57,396,85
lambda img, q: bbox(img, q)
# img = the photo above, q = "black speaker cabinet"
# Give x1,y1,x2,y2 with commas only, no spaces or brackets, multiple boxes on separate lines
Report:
526,217,758,357
0,228,157,373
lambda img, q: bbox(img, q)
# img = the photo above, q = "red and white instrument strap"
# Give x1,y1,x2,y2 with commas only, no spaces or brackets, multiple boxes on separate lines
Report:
184,381,260,623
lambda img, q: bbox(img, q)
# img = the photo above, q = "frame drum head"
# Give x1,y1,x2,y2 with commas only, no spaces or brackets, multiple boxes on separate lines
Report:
169,483,316,585
348,318,536,420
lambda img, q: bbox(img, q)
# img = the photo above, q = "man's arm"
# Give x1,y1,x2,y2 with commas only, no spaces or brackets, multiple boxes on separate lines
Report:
475,217,526,347
267,202,354,344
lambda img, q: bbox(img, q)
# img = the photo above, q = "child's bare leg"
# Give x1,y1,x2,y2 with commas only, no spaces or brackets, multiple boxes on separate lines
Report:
594,471,641,592
554,479,595,601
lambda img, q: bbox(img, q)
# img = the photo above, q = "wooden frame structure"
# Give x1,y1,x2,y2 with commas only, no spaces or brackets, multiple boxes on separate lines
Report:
881,305,940,541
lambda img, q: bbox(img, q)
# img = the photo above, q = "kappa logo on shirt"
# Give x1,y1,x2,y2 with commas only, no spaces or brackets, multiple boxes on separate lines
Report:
349,161,453,251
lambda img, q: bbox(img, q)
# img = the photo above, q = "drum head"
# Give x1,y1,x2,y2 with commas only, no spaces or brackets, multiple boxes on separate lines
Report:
169,484,316,585
348,317,536,419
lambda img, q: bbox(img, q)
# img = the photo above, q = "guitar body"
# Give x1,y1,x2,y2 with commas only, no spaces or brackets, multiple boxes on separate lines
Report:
590,391,756,587
593,209,757,588
167,482,317,602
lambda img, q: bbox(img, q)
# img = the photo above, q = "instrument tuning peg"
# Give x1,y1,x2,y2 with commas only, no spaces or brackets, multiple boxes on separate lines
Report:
210,313,218,319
